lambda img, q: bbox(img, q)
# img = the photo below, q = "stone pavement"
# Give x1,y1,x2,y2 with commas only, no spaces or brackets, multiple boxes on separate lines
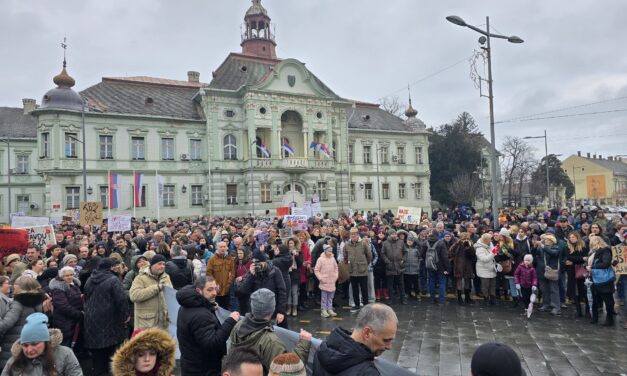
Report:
289,297,627,376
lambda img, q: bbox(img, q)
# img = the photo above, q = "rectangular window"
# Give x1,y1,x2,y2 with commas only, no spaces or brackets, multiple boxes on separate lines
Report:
382,183,390,199
226,184,238,205
316,182,328,201
348,144,354,163
415,146,423,164
364,183,373,200
162,138,174,160
163,185,175,207
131,185,147,207
16,195,29,213
379,146,389,164
190,139,202,160
99,135,113,159
66,187,80,209
191,185,203,206
397,146,405,164
100,186,109,209
414,182,423,199
261,182,272,203
41,133,50,158
16,155,28,174
275,185,282,197
399,183,406,199
363,145,372,164
65,133,77,158
132,137,145,160
350,183,356,201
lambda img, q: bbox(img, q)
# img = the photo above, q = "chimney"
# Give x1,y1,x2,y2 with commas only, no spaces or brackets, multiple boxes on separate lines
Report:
599,154,602,160
22,98,36,114
586,152,590,158
577,151,581,157
187,71,200,83
608,156,613,161
593,154,597,159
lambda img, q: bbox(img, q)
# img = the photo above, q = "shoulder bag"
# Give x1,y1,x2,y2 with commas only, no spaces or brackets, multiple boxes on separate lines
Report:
543,252,559,281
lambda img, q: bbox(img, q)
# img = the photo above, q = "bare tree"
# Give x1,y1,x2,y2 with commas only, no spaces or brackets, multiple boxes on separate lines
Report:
448,172,482,204
501,137,535,206
379,96,406,117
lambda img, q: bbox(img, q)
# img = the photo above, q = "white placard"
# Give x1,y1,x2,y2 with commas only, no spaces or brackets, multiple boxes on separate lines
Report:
311,202,322,217
108,215,132,232
396,206,422,225
12,216,50,228
26,225,57,250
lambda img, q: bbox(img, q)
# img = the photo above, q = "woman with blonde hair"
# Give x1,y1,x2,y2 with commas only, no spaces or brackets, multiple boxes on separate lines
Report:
586,235,616,326
565,231,589,317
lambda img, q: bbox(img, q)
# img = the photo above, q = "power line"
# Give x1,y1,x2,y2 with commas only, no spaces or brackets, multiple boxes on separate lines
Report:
496,95,627,124
497,108,627,124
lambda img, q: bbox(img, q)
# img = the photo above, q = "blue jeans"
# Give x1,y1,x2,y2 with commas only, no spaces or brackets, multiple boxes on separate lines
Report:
507,277,519,297
428,270,447,303
558,269,566,304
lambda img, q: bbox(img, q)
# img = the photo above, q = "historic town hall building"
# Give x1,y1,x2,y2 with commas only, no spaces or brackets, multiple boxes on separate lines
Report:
0,0,431,222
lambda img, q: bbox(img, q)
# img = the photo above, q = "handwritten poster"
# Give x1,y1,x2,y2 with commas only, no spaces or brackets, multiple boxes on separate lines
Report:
26,225,57,251
284,215,308,231
108,215,132,232
80,201,103,226
396,206,422,225
0,229,30,258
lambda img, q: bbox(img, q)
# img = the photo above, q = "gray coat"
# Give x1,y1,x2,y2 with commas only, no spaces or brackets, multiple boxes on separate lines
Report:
2,328,82,376
405,244,421,275
381,238,407,276
0,292,46,370
343,239,372,277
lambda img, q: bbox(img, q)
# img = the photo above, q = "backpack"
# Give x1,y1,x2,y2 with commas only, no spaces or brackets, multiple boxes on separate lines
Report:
425,241,439,271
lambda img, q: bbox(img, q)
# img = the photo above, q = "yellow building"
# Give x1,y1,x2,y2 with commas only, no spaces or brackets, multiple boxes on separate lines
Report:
562,152,627,205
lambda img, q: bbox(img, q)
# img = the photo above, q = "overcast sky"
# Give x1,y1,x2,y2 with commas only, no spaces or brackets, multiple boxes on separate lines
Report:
2,0,626,160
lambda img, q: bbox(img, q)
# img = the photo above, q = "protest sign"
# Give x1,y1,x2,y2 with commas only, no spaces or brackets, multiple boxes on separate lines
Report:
292,207,308,216
284,215,308,231
303,201,313,217
612,245,626,276
66,210,80,222
0,229,30,258
26,225,57,251
11,216,50,228
277,207,290,216
311,202,322,217
396,206,422,225
279,228,293,240
108,215,132,232
80,201,103,226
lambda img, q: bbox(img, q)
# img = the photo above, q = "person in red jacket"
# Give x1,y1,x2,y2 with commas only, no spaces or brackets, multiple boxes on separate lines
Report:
514,254,538,308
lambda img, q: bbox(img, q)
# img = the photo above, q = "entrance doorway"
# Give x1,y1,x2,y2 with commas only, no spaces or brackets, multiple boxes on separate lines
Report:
281,182,306,208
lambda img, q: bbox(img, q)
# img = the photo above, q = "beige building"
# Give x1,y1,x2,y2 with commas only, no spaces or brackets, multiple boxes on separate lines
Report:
562,152,627,206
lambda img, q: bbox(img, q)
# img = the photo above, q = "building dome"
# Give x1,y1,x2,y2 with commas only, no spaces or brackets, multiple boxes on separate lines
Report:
40,63,84,111
246,0,268,16
403,97,426,131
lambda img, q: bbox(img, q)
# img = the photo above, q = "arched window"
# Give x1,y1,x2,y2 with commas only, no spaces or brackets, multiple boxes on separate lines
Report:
223,134,237,160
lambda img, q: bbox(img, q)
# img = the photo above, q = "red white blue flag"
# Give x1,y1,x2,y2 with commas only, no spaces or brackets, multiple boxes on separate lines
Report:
109,172,119,209
282,141,295,156
134,172,144,207
259,142,271,158
318,143,332,159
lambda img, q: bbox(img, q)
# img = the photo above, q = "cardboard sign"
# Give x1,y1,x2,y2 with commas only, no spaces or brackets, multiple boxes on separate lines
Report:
26,225,57,251
277,207,290,216
613,245,626,276
284,215,308,231
108,215,132,232
11,216,50,228
80,201,103,226
279,228,293,240
396,206,422,225
0,229,30,258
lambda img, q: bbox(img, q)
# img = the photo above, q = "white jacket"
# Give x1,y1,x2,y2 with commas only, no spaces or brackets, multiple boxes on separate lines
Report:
475,241,496,278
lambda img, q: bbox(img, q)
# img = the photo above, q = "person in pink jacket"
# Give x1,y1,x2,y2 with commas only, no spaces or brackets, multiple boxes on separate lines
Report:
514,254,538,308
314,244,338,318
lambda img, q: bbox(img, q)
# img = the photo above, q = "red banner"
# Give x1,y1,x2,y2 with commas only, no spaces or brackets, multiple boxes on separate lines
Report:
0,228,29,260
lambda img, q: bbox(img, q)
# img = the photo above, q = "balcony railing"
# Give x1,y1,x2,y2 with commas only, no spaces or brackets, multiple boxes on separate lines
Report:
251,158,335,170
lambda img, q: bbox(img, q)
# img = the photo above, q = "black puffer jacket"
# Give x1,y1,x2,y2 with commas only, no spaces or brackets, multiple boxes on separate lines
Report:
83,269,129,349
176,285,237,376
313,327,380,376
235,265,287,315
165,257,194,290
49,277,84,342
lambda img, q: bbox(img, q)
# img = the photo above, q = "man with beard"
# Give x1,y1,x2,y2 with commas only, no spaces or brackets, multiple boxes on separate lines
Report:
207,241,235,309
176,276,240,376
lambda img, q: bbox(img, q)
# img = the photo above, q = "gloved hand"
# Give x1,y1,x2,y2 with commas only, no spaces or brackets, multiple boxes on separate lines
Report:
515,284,521,290
532,286,537,292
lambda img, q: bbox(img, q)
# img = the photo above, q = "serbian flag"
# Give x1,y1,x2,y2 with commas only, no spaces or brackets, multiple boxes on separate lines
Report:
309,141,319,150
318,143,332,159
109,172,119,209
259,142,271,158
282,141,295,156
134,172,144,207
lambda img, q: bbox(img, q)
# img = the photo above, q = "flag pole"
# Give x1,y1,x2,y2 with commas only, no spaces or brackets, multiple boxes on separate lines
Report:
133,170,136,219
155,170,160,222
107,170,111,219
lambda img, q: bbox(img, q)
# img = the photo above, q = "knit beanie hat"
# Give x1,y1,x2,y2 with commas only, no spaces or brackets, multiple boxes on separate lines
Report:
323,244,333,253
62,254,77,265
499,227,510,237
20,313,50,343
471,342,525,376
250,288,276,319
150,254,167,266
5,253,21,266
269,352,306,376
523,254,533,263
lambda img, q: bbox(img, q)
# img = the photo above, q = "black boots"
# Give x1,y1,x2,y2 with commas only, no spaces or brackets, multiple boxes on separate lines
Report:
483,297,489,307
464,290,475,305
590,309,598,324
575,300,583,317
489,295,496,306
511,296,520,308
602,308,615,326
457,291,464,305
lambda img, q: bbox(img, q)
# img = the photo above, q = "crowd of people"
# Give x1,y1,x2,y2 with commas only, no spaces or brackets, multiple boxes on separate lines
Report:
0,205,624,375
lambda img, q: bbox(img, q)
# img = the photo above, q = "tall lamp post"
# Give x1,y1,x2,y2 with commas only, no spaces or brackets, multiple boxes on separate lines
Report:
524,130,551,208
249,140,256,216
571,165,585,206
67,134,87,203
447,15,523,229
375,145,382,215
0,139,11,218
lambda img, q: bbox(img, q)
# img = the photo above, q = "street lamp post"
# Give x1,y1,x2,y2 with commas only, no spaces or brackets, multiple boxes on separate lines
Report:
375,145,382,215
571,165,585,206
447,15,523,229
524,130,551,208
0,139,11,218
67,134,87,204
249,140,256,217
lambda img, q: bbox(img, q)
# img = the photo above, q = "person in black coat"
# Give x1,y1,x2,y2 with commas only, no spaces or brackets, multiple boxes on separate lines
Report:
587,236,616,326
49,267,84,348
176,278,240,376
235,251,288,328
83,257,130,376
420,230,451,304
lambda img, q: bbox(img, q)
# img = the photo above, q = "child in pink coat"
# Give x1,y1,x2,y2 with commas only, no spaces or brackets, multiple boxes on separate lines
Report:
314,244,339,317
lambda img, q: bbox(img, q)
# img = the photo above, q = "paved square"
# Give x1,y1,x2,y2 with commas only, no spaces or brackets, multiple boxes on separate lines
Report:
291,298,627,376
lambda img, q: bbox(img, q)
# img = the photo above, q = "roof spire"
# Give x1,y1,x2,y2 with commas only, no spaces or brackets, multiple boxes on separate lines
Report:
405,84,417,118
53,37,76,88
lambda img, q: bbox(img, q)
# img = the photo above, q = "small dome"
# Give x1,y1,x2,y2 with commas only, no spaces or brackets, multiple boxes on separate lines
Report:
246,0,268,16
405,103,418,118
53,67,76,88
40,65,84,111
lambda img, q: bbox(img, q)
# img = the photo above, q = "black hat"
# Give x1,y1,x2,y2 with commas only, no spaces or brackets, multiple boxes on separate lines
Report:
252,250,268,262
97,257,114,270
471,342,526,376
150,254,167,266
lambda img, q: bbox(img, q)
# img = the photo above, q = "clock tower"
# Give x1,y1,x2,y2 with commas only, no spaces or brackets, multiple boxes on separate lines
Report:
241,0,277,59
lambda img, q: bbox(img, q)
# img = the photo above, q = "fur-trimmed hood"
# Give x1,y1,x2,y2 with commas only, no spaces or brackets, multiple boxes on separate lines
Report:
48,276,81,291
10,328,63,357
111,327,176,376
13,290,46,308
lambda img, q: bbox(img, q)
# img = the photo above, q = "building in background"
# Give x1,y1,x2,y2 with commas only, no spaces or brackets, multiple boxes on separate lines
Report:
0,0,431,222
562,152,627,206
